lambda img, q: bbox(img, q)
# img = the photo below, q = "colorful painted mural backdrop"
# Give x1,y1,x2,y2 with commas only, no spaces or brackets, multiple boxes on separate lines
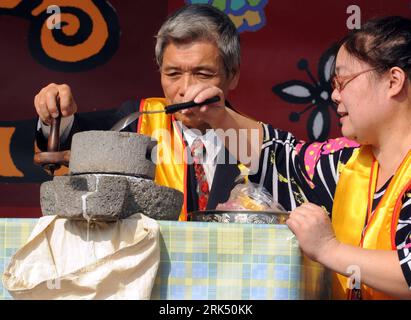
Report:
0,0,410,217
187,0,268,32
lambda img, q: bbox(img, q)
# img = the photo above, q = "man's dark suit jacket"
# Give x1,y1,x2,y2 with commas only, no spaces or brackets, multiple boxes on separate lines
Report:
35,99,240,214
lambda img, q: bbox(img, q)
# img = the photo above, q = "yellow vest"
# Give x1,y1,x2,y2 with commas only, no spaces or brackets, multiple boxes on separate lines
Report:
136,98,188,221
332,146,411,299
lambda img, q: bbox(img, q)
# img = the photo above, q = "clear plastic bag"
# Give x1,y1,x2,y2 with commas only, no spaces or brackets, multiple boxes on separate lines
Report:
216,182,287,212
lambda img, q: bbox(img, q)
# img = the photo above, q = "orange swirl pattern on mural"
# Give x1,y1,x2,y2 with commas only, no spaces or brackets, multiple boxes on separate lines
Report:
0,128,23,177
0,0,21,9
31,0,109,62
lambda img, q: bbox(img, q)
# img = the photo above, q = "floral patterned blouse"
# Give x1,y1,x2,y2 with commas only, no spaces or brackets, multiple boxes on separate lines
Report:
249,124,411,289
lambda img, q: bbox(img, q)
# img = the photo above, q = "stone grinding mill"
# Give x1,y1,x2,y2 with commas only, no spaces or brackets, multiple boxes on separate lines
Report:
34,104,184,222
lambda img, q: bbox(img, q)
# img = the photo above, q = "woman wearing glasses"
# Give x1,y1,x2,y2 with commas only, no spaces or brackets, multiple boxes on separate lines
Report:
194,15,411,299
286,15,411,300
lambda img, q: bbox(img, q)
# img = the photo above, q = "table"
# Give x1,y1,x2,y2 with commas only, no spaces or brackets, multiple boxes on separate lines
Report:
0,218,329,299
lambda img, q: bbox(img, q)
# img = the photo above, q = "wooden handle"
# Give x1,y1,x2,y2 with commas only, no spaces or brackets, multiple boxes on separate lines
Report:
47,98,61,152
33,97,65,175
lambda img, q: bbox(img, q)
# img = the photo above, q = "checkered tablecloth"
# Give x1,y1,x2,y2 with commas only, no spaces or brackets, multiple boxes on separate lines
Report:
0,218,328,300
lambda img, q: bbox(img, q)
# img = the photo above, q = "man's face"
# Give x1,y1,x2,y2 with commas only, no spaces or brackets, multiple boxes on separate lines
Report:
160,40,239,129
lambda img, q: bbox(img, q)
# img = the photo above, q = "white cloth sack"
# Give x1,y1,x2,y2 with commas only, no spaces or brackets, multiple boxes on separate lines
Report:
2,213,160,300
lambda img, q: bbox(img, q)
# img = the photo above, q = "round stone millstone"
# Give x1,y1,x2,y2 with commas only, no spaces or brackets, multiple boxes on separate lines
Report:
40,174,183,221
69,131,157,179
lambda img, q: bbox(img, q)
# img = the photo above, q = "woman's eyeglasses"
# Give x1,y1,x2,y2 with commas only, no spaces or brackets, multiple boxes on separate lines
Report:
331,68,376,91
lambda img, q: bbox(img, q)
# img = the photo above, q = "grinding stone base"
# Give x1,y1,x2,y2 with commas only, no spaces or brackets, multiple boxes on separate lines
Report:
40,174,183,221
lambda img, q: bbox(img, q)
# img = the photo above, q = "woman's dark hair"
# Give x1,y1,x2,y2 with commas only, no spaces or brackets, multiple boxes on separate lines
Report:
341,16,411,79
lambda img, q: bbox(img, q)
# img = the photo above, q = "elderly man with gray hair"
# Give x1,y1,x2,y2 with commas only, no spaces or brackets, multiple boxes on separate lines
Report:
34,4,264,221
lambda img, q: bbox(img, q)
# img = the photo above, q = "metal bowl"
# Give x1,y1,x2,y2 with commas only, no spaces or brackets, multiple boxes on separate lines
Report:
189,210,289,224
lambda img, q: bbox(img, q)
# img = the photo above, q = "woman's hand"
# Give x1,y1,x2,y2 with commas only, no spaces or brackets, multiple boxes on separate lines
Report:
286,203,340,263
